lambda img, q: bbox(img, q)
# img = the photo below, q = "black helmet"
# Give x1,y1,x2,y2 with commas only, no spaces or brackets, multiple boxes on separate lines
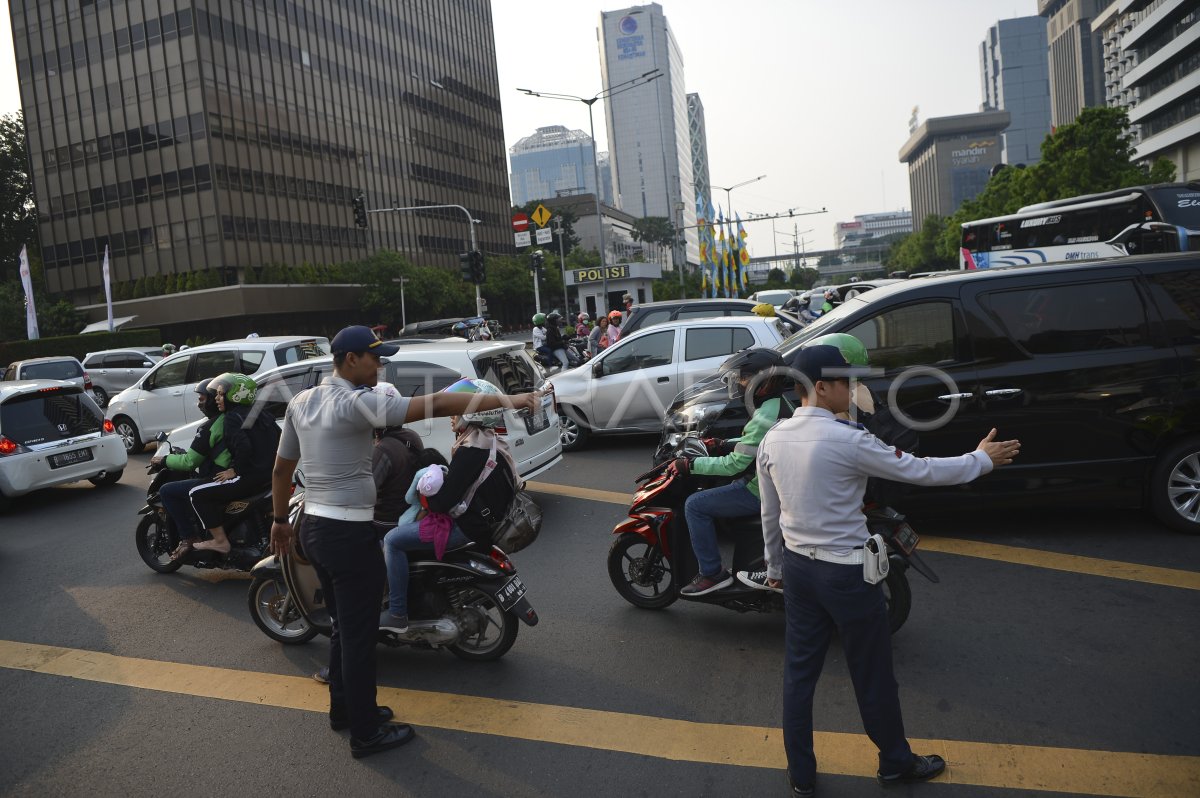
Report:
194,378,220,419
717,348,787,400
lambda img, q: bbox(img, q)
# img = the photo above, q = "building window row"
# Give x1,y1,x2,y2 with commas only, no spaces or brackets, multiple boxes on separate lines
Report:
193,10,503,141
207,113,358,163
1135,8,1199,61
1140,92,1200,138
221,214,370,249
1137,49,1200,100
418,234,472,254
42,217,219,268
410,199,487,226
213,163,355,206
42,114,205,172
44,164,212,221
26,8,193,78
410,162,483,194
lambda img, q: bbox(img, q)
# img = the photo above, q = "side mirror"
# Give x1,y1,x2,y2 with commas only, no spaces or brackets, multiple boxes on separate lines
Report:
592,361,604,379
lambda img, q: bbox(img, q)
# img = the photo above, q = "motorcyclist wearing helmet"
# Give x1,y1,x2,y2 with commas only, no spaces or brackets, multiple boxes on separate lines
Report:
575,312,590,338
544,310,569,368
606,309,623,344
820,290,836,315
532,312,554,368
379,378,520,631
188,372,281,554
161,343,177,356
675,348,794,596
151,379,232,559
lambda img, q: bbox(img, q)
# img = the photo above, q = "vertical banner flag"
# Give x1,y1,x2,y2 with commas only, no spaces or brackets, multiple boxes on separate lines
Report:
18,244,39,340
727,217,741,294
736,215,751,290
706,198,718,297
102,244,114,332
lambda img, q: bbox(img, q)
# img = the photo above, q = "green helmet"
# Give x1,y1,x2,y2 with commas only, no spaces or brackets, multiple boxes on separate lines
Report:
532,312,546,326
809,333,869,366
210,372,258,406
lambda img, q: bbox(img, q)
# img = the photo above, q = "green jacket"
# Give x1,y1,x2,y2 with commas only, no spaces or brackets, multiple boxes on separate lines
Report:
691,396,792,497
164,414,231,476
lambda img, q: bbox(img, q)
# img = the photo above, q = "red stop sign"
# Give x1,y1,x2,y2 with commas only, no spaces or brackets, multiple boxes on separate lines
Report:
511,213,529,232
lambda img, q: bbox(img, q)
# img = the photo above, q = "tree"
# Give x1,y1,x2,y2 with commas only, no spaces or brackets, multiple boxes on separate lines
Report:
630,216,676,248
0,112,37,284
890,215,956,271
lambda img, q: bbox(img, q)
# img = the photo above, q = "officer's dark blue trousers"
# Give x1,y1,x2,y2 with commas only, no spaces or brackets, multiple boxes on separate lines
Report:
782,548,913,786
299,514,386,740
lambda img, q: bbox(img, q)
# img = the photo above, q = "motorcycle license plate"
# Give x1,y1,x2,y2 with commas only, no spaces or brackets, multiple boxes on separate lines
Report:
49,448,94,469
495,575,527,611
892,523,919,555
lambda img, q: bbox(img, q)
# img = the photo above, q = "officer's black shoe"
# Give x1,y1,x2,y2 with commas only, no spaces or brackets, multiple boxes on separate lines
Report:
877,754,946,784
350,723,416,759
787,773,815,797
330,705,394,731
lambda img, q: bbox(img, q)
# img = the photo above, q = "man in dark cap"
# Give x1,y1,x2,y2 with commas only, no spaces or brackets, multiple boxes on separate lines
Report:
268,326,539,759
758,345,1020,796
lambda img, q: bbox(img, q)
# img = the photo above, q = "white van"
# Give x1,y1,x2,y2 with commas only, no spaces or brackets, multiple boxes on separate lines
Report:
106,336,329,452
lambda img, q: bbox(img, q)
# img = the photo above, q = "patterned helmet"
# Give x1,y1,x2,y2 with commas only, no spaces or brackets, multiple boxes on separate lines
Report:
210,372,258,406
441,378,506,431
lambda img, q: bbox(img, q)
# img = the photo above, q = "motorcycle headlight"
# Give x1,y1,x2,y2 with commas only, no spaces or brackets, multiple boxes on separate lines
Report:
681,401,726,427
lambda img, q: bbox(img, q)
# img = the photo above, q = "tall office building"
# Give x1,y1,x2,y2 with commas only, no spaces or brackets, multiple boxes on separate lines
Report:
687,92,711,214
899,110,1011,228
597,151,614,206
509,125,598,206
11,0,510,310
833,211,914,249
981,16,1052,165
1040,0,1108,127
598,3,697,265
1096,1,1200,181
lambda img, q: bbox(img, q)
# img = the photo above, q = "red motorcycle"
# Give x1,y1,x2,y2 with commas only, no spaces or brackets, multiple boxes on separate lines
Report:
606,436,934,632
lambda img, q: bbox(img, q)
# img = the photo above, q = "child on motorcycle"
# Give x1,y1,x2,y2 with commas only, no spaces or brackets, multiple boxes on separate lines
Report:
673,348,794,596
380,379,518,631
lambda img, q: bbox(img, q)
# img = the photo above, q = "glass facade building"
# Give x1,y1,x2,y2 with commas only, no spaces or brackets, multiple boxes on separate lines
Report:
687,92,711,216
980,16,1052,165
11,0,511,303
598,3,698,264
508,124,598,207
899,110,1011,228
1040,0,1108,127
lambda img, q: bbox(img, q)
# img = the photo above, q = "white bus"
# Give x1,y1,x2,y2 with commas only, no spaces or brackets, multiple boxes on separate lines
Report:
959,182,1200,269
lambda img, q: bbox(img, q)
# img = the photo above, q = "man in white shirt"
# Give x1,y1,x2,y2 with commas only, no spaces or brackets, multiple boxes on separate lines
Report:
757,345,1019,796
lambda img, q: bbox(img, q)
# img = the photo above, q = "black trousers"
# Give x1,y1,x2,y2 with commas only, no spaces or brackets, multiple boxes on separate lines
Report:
782,548,913,786
298,513,386,740
188,475,266,530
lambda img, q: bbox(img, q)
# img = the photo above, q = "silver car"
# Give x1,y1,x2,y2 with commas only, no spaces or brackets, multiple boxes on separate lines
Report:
0,380,128,512
2,356,91,394
81,347,163,408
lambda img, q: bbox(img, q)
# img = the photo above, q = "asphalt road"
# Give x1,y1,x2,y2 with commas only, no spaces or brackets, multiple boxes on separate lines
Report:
2,435,1199,798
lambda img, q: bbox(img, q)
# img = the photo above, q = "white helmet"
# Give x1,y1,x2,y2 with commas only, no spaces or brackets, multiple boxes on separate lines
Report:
441,378,506,431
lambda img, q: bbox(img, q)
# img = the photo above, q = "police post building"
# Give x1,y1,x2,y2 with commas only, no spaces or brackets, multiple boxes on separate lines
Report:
566,262,661,319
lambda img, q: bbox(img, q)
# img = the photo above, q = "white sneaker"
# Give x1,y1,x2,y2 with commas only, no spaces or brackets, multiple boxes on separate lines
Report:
737,570,782,594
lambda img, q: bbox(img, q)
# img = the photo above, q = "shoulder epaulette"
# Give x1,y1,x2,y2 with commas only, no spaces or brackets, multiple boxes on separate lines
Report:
834,418,865,430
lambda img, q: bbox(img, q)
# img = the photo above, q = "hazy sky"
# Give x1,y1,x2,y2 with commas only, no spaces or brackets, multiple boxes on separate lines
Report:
0,1,1040,252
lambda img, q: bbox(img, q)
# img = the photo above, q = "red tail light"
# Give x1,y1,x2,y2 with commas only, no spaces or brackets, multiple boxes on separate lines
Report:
0,436,19,455
83,372,93,390
489,547,516,573
103,419,115,433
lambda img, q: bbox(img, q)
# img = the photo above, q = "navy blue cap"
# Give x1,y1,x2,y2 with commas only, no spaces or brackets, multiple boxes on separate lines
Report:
330,325,399,356
789,345,872,385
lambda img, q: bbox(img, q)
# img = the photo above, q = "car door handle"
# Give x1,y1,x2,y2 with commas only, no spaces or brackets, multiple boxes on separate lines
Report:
657,376,670,383
937,392,974,400
984,388,1022,396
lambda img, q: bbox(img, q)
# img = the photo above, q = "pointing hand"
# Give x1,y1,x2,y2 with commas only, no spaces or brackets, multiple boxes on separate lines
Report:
976,428,1020,467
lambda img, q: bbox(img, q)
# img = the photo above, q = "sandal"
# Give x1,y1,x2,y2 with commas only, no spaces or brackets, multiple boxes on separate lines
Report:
169,540,194,561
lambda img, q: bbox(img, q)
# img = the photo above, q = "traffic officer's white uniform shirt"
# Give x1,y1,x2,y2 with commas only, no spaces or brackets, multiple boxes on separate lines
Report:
278,375,412,517
757,406,993,580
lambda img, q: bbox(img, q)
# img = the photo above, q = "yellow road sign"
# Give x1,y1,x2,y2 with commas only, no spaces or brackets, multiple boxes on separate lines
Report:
531,204,552,227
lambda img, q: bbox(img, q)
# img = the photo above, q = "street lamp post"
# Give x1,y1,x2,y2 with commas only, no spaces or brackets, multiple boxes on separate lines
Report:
712,175,765,296
397,276,410,328
554,215,568,315
518,70,661,315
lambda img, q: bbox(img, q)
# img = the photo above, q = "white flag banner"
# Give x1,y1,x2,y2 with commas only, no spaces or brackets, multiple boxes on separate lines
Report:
18,244,39,340
102,244,114,332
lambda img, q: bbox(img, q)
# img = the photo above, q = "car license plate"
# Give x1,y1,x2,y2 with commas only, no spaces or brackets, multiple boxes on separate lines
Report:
495,575,527,611
524,394,553,435
49,448,94,469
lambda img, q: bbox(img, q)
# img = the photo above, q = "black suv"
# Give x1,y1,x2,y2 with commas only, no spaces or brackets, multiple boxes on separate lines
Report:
666,254,1200,533
622,299,762,335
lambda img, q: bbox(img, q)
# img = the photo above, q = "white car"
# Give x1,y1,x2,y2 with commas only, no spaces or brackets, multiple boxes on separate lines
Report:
550,315,795,450
166,339,563,480
0,380,128,511
106,335,329,453
746,289,796,308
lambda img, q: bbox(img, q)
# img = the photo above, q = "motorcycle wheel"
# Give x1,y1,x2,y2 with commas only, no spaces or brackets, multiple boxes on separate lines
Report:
607,532,676,609
447,586,519,661
135,513,183,574
882,567,912,634
248,577,318,644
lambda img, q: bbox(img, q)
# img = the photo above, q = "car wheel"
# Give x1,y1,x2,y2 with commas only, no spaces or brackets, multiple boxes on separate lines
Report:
89,469,124,487
1150,437,1200,534
559,409,589,452
92,387,109,408
113,416,142,454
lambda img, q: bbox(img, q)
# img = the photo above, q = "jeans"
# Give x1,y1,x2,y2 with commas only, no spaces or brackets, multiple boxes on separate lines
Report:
298,514,386,740
382,519,470,617
158,477,204,538
683,480,761,576
782,548,913,786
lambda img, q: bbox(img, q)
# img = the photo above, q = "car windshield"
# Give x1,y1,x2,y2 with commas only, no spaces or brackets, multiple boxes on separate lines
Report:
21,360,82,380
274,339,331,364
777,300,862,357
1,388,101,445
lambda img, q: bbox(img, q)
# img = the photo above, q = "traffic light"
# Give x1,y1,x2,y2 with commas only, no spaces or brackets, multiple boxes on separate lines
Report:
352,192,368,228
459,251,473,281
469,250,486,284
530,249,545,275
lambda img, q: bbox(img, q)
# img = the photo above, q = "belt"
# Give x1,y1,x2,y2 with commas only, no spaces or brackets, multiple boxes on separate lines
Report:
303,502,374,522
791,545,864,565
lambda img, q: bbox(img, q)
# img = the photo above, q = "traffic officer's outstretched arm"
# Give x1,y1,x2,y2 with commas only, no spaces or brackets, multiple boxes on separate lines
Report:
403,390,540,423
854,427,1020,485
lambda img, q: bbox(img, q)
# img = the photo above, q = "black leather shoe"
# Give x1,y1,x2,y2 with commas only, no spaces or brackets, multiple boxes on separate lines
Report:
330,705,394,731
350,723,416,759
878,754,946,784
787,774,814,797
